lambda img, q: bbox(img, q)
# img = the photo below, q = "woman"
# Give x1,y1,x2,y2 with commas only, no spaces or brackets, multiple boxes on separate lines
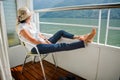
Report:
17,7,96,54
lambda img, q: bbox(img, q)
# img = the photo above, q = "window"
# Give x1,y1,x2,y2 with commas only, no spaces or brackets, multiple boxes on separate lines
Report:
3,0,20,47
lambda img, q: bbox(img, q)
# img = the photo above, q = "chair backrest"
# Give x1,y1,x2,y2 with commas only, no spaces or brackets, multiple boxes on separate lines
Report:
18,35,49,59
18,35,36,53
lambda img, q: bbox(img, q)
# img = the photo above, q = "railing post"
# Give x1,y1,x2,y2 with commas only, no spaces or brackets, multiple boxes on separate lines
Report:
34,12,40,31
97,9,102,43
105,9,111,45
37,12,40,31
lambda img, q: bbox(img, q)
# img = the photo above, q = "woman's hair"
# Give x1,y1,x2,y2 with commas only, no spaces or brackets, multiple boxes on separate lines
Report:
17,17,26,24
17,15,31,24
16,17,27,33
19,20,26,23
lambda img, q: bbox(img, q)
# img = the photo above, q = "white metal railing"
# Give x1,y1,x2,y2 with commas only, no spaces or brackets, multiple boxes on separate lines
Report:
97,10,102,43
34,3,120,47
39,22,98,28
109,27,120,30
105,9,111,45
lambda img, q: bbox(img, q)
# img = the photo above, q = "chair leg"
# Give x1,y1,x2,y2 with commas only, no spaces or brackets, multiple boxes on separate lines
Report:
21,55,30,74
33,56,36,63
52,53,57,68
39,56,46,80
35,47,46,80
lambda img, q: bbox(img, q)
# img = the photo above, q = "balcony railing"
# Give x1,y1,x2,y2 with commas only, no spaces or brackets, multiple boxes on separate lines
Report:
34,3,120,48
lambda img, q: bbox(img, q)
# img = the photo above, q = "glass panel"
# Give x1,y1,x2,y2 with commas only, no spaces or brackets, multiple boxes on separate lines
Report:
110,8,120,27
40,10,99,42
40,24,97,42
40,10,99,25
107,30,120,47
3,0,20,47
106,8,120,47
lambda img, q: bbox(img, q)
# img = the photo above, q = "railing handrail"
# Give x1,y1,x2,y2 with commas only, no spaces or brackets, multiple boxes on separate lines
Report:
39,22,98,28
34,2,120,12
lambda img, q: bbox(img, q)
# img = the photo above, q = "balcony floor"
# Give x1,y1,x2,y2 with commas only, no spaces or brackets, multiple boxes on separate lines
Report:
11,60,86,80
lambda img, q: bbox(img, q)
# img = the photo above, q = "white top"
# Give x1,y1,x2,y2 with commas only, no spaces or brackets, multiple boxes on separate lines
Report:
17,22,45,50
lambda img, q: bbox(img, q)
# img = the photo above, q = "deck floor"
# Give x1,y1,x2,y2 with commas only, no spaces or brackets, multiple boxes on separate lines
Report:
11,60,86,80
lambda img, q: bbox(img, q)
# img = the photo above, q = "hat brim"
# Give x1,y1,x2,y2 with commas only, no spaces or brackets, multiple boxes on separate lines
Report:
27,11,34,17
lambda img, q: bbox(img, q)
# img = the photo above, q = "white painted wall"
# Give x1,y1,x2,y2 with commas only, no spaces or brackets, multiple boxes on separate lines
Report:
44,42,120,80
97,45,120,80
16,0,33,10
8,45,26,67
8,45,32,67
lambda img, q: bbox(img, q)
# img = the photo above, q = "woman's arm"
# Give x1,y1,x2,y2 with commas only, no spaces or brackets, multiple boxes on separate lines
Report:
20,29,48,44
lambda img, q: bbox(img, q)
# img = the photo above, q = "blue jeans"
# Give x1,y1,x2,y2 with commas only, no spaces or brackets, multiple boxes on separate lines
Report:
31,30,85,54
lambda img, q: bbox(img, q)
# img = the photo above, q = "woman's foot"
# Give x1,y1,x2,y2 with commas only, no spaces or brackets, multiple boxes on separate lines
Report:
78,34,88,41
74,34,88,40
74,28,96,43
84,28,96,43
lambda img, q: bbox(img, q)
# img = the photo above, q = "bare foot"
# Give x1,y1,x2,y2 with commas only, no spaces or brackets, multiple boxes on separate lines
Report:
74,28,96,43
78,34,88,41
84,28,96,43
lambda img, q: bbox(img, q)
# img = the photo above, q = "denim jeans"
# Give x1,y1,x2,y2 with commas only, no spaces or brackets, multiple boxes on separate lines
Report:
31,30,85,54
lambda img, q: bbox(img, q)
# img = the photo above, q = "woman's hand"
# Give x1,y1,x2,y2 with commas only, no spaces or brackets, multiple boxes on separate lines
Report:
39,33,52,44
39,34,46,39
44,39,51,44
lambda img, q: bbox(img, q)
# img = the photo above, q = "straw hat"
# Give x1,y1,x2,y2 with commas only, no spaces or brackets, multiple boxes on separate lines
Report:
17,7,33,21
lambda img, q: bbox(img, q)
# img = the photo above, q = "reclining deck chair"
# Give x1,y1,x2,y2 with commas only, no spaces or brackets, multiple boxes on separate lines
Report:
18,35,57,80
